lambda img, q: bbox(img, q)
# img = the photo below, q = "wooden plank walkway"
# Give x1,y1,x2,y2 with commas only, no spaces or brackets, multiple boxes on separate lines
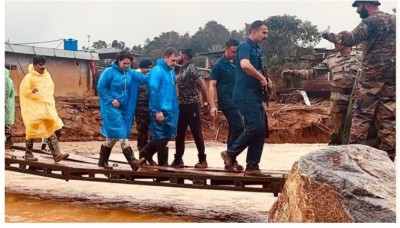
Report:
5,146,288,196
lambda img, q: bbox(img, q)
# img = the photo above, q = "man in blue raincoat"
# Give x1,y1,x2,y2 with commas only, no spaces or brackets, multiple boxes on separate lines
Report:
139,47,179,166
97,50,147,171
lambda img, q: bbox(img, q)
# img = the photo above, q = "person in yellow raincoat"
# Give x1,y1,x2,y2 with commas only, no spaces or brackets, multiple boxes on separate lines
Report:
19,56,69,162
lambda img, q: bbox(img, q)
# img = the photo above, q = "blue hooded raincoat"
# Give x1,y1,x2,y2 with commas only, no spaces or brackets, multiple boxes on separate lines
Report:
148,59,179,140
97,62,147,139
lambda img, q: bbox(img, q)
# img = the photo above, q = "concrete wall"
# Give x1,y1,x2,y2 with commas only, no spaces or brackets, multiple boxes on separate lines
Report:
5,53,94,97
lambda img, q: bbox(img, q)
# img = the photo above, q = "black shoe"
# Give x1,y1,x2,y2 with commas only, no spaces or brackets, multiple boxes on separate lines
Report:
170,154,184,168
24,151,38,161
98,145,113,169
220,151,234,171
122,146,140,171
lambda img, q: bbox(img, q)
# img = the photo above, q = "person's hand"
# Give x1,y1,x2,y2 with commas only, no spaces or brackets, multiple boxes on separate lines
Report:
32,88,39,93
263,102,268,112
210,107,218,120
281,69,294,78
156,111,164,124
202,104,210,116
259,77,268,88
267,77,273,90
112,99,120,108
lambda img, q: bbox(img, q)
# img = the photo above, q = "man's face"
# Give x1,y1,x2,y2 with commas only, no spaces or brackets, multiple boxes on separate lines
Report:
253,25,269,43
225,46,238,60
118,58,132,70
165,53,179,68
132,57,139,65
141,66,151,74
334,43,345,51
33,63,46,74
356,2,369,19
177,53,185,65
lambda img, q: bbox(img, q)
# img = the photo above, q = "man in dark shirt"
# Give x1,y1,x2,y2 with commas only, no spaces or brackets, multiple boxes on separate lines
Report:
209,39,244,171
221,20,269,176
135,59,152,153
171,48,210,168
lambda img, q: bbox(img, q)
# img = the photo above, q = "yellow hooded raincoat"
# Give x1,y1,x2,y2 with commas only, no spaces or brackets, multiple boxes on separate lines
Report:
19,64,63,139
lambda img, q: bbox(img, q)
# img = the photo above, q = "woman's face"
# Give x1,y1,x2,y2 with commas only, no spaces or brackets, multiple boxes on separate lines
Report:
118,58,132,70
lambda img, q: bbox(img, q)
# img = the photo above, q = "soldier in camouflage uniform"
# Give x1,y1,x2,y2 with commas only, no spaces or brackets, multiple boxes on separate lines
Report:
281,41,361,145
322,0,396,161
171,48,211,168
135,59,153,153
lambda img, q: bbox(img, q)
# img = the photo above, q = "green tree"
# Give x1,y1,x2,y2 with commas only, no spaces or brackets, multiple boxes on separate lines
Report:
190,21,230,53
230,29,246,42
262,15,321,74
91,40,108,49
111,40,125,49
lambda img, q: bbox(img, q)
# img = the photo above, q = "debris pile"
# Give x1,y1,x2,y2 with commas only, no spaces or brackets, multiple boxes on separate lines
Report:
11,97,331,143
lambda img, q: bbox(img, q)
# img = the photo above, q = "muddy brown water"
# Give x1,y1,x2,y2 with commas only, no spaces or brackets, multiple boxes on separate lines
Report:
5,141,326,222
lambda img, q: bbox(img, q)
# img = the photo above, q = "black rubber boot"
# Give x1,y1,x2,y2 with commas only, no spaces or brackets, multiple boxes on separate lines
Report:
25,139,38,161
122,146,140,171
139,142,157,166
5,125,13,149
47,135,69,162
157,147,169,167
98,145,113,170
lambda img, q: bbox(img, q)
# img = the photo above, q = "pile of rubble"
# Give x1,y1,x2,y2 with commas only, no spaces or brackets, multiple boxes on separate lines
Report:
11,97,331,144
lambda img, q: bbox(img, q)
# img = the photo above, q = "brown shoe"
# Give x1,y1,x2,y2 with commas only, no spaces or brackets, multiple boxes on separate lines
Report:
53,153,69,162
24,152,38,162
195,160,208,168
244,169,264,176
220,151,234,171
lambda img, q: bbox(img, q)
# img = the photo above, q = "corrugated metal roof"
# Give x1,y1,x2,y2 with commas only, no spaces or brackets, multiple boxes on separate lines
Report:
90,47,142,57
5,43,99,60
54,49,75,58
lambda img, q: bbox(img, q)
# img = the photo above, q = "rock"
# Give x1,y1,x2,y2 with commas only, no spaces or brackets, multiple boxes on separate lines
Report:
268,145,396,223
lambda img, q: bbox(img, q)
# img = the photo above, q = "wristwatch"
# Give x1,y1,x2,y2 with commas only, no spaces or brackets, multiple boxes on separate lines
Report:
203,102,209,107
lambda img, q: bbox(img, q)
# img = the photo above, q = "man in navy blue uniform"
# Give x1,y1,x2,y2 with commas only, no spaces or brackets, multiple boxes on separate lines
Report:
209,39,244,171
220,20,270,176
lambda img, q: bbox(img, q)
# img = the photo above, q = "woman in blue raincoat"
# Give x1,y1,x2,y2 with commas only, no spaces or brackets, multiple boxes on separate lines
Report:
97,50,147,171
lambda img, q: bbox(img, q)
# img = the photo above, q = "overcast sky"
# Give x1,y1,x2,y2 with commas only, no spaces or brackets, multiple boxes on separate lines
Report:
4,0,397,50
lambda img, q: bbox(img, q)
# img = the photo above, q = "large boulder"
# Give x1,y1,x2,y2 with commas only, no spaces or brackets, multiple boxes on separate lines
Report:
268,145,396,222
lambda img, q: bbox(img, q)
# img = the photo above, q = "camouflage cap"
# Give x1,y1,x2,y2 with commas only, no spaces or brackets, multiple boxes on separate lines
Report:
352,0,381,7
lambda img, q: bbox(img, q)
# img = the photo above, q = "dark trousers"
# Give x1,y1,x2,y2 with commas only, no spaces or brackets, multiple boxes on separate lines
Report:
175,103,205,157
222,107,244,150
135,102,150,151
227,100,266,165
